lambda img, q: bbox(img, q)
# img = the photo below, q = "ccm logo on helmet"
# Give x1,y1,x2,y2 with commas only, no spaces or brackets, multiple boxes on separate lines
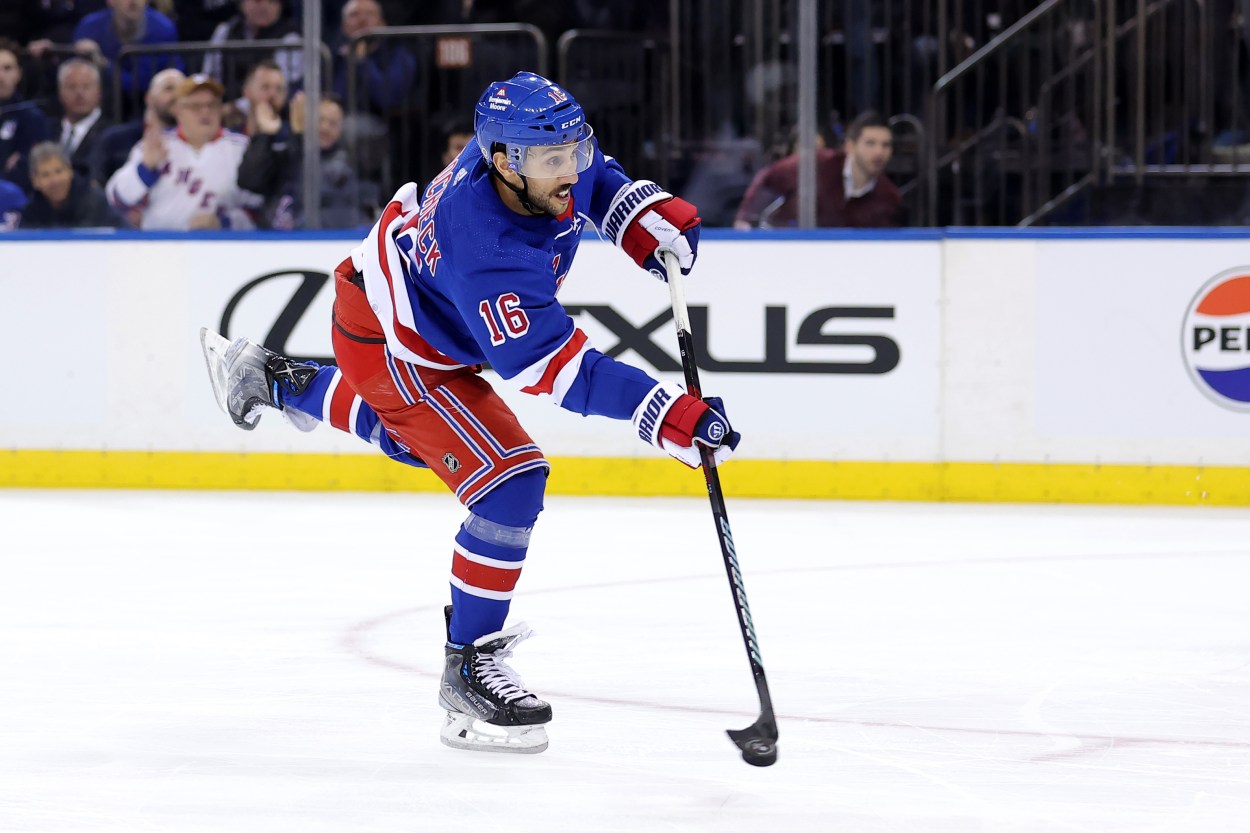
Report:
560,115,582,129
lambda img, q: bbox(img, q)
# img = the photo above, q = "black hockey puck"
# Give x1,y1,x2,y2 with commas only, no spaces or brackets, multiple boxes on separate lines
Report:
740,738,777,767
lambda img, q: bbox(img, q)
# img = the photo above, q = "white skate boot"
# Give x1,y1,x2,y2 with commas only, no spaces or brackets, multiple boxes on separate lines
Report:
199,328,318,432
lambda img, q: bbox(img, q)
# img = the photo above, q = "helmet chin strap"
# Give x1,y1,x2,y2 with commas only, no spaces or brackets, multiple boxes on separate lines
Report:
491,167,545,216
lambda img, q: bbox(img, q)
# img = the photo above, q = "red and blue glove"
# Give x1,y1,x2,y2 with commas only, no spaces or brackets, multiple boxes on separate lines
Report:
602,180,701,282
632,382,740,468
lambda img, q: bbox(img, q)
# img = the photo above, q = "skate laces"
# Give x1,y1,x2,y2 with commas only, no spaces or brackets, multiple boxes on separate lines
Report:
472,628,535,704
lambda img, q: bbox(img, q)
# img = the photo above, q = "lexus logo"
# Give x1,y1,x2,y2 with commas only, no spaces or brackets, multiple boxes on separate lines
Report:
219,269,333,363
221,270,902,375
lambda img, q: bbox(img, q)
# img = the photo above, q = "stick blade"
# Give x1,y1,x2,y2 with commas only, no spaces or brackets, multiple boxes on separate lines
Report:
727,717,779,767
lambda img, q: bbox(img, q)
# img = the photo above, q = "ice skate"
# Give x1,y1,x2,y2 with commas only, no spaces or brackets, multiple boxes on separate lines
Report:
439,606,552,754
199,328,317,432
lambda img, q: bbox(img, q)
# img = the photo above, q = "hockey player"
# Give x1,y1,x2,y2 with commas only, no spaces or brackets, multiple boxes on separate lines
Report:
201,71,738,754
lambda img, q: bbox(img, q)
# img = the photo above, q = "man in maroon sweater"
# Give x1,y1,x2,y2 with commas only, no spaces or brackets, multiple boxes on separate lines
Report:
733,111,905,229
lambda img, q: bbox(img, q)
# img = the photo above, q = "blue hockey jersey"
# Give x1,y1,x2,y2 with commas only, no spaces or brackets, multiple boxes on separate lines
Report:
353,141,662,422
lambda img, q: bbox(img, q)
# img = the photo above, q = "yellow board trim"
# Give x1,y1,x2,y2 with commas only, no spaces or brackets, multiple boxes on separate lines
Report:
2,450,1248,505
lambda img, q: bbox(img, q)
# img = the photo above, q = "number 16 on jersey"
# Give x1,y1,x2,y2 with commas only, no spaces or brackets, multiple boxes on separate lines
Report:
478,293,531,344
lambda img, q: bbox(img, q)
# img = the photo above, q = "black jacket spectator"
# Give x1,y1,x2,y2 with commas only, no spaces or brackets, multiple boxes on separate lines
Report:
237,94,373,229
48,60,113,181
23,168,123,228
90,119,143,185
237,132,372,229
0,93,50,192
0,39,50,192
60,112,113,180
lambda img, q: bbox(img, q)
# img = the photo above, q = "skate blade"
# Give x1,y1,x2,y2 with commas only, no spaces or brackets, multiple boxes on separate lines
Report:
199,328,233,418
440,711,549,754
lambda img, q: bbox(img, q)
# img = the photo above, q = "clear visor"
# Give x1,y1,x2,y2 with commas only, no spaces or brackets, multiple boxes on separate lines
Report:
512,127,595,178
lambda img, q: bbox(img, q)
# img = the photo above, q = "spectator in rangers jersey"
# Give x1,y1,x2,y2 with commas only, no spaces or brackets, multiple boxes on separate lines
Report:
733,111,905,229
200,71,735,755
106,73,256,229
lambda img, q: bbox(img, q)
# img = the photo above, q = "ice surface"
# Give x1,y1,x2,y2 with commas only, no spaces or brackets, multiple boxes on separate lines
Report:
1,490,1248,832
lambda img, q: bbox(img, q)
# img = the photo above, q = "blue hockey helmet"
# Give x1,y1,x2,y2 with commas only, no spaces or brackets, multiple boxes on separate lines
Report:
474,71,594,178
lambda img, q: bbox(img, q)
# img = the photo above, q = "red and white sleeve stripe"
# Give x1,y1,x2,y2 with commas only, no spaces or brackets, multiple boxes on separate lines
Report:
515,328,593,405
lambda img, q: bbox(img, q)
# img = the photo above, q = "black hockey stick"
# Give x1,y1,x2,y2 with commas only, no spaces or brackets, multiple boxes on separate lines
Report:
661,251,779,767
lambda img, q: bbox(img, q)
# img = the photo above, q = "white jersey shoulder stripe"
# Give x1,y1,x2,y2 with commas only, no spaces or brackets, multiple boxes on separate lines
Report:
352,183,466,370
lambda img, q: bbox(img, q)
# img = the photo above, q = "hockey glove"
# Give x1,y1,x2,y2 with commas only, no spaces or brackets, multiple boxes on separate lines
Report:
602,180,701,282
632,382,740,468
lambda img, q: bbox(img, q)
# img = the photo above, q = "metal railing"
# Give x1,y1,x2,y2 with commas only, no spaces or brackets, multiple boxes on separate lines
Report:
19,44,89,115
1105,0,1250,179
925,0,1084,226
558,29,671,184
923,0,1250,226
662,0,1053,227
113,39,334,120
37,1,1249,229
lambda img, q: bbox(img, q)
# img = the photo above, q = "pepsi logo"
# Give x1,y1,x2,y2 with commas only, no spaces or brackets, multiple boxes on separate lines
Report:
1182,267,1250,411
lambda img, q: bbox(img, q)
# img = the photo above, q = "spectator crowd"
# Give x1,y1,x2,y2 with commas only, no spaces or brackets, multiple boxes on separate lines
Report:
0,0,908,231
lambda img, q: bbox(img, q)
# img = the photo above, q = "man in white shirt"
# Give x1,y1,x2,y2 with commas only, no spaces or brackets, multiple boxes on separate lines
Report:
51,59,112,181
106,73,256,230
